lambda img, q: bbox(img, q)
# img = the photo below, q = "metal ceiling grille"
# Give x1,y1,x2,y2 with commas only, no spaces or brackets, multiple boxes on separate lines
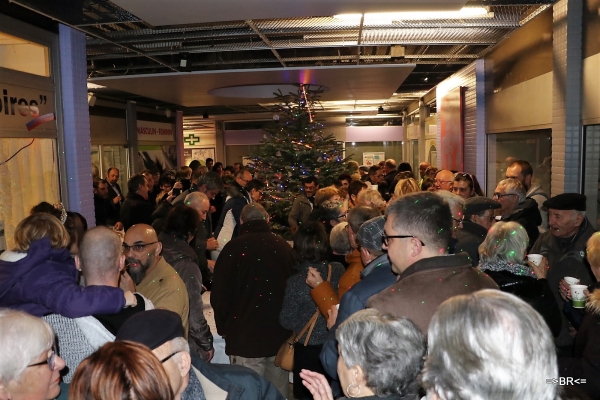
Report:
6,0,556,114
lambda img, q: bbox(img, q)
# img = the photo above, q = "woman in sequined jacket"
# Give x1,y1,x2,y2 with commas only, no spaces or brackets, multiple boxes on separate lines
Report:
478,221,561,336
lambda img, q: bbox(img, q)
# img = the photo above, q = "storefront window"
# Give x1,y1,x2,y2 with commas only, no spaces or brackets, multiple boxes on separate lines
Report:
0,138,60,251
0,31,50,77
486,130,551,196
345,141,403,168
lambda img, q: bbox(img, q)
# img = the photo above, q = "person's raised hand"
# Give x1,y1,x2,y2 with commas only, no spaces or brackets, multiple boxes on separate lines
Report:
300,369,334,400
306,267,324,289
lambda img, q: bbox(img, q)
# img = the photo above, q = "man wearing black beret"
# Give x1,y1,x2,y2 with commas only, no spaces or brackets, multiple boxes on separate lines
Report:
456,197,501,266
529,193,596,353
116,309,285,400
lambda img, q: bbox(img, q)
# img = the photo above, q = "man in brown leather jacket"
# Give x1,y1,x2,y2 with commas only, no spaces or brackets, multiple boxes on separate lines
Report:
367,192,498,334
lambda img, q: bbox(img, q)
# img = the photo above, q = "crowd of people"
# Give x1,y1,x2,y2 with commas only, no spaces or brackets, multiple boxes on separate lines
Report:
0,156,599,400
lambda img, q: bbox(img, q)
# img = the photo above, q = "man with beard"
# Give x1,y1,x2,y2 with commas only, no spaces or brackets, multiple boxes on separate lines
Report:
123,224,189,335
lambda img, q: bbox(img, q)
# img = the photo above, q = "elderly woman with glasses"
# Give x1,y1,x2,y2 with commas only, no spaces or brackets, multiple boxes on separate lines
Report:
0,309,66,400
478,221,561,337
300,309,425,400
0,213,135,318
280,222,345,400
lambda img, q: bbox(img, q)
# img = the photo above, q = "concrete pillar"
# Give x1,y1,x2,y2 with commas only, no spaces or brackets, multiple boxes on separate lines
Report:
58,24,94,225
126,100,139,175
552,0,584,194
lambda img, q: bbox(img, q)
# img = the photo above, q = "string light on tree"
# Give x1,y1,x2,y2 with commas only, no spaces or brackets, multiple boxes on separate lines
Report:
245,84,350,237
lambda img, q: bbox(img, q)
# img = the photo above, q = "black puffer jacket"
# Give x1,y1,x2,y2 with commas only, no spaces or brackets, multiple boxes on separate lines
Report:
120,193,155,231
501,198,542,250
159,232,213,360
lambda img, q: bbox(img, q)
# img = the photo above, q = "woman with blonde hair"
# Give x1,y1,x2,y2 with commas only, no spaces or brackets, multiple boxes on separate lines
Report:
69,341,173,400
0,213,135,318
391,178,420,202
356,189,386,212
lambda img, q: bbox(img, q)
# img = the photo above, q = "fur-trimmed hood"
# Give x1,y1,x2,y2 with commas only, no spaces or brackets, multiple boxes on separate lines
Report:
586,289,600,315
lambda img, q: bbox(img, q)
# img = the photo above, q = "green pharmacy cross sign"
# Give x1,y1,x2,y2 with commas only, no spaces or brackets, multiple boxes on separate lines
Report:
184,133,200,145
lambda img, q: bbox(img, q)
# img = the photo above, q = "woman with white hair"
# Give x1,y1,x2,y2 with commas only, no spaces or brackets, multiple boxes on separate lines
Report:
0,309,66,399
300,309,425,400
422,290,559,400
478,221,561,336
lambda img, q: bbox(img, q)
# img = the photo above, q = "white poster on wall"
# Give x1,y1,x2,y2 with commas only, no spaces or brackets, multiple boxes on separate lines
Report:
363,152,385,167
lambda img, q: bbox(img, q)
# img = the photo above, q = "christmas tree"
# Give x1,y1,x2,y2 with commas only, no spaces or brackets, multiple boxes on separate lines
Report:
246,85,350,237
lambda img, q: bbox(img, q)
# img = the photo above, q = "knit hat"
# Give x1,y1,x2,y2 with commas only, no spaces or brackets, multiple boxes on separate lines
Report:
356,216,385,252
116,309,183,350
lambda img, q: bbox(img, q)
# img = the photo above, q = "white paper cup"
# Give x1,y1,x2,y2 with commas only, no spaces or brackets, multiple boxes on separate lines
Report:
527,254,543,266
570,284,588,308
564,276,580,285
371,184,378,191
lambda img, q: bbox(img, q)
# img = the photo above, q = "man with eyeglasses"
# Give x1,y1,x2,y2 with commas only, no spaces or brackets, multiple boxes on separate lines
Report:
44,226,153,383
433,169,455,192
493,178,542,249
320,215,397,397
455,197,501,266
366,192,498,333
116,309,284,400
123,224,189,335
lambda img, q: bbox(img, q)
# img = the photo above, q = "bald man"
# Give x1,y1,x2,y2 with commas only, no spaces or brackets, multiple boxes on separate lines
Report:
434,169,455,192
44,226,152,383
123,224,189,335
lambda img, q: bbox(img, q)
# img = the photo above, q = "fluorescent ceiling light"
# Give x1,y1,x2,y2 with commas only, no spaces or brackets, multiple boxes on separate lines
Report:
87,82,106,89
334,7,490,24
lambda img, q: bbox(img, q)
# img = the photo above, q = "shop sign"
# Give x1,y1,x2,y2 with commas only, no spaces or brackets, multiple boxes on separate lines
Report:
137,120,174,141
0,83,56,135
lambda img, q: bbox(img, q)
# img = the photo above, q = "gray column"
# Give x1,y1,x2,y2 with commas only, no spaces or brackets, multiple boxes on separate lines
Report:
126,100,139,175
57,24,95,225
552,0,584,194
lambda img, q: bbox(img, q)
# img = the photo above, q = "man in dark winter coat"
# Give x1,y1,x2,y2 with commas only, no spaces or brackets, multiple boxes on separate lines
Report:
493,178,542,248
455,197,501,266
117,310,285,400
211,203,295,398
120,174,155,231
530,193,596,353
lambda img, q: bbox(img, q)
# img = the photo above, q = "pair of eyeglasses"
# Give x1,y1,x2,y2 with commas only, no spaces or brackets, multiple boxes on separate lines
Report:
381,233,425,247
122,241,158,252
492,192,516,199
160,351,181,363
338,213,348,219
435,179,453,185
28,347,57,371
452,217,463,225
